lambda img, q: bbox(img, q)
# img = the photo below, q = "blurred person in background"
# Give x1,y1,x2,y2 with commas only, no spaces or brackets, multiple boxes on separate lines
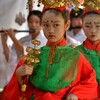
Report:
66,8,86,47
0,10,47,99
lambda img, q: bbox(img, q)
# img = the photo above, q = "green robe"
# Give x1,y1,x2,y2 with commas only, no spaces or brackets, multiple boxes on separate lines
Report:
30,46,80,92
76,44,100,84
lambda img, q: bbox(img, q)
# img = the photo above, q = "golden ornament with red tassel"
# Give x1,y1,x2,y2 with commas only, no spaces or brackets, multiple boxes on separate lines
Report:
19,40,41,100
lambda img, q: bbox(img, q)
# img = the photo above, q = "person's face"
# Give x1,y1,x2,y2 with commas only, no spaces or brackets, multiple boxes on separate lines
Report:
83,14,100,42
71,17,82,28
41,11,70,42
28,15,41,34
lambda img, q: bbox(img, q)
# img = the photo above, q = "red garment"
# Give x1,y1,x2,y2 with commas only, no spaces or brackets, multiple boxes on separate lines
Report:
24,54,98,100
1,55,98,100
84,39,100,55
1,39,98,100
1,72,20,100
46,38,67,46
84,39,100,97
1,60,25,100
83,10,100,16
43,6,65,12
99,86,100,97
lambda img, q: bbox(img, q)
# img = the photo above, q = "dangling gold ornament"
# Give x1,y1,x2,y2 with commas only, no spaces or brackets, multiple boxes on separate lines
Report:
21,84,27,92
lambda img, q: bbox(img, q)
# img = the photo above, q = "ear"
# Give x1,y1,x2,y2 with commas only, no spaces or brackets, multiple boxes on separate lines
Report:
64,20,70,31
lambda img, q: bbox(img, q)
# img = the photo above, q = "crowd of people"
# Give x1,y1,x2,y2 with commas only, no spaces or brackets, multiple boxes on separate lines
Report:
0,1,100,100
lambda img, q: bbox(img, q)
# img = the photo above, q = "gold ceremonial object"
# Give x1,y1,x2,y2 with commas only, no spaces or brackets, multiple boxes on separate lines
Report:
26,47,41,55
69,45,75,48
20,40,41,65
26,47,34,54
31,40,41,46
35,49,41,55
20,40,41,98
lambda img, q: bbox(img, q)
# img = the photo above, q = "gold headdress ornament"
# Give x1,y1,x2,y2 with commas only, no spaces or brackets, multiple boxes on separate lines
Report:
38,0,80,9
82,0,100,10
38,0,100,10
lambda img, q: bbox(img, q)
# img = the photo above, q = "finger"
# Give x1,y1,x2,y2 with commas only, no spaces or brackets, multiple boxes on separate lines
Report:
27,67,33,73
24,65,33,70
25,69,33,75
1,28,6,35
66,96,71,100
4,29,8,34
66,95,73,100
66,95,78,100
24,66,33,75
28,65,34,68
67,97,74,100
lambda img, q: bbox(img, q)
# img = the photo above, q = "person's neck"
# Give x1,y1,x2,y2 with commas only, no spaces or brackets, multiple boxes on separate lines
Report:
73,29,81,35
92,39,100,45
31,34,38,40
46,37,66,46
51,37,64,45
84,38,100,56
30,31,40,40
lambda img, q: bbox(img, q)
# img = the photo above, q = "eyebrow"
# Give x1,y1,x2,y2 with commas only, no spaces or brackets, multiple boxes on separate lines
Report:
42,21,48,23
42,21,60,23
85,22,100,24
94,22,100,24
53,21,60,23
85,22,92,24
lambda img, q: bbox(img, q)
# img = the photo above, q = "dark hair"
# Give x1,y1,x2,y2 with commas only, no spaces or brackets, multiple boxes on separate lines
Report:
82,11,100,18
68,8,83,31
70,8,84,20
27,10,42,21
41,8,69,23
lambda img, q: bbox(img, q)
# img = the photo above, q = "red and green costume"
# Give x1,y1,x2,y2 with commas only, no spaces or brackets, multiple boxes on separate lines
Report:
76,38,100,98
1,39,98,100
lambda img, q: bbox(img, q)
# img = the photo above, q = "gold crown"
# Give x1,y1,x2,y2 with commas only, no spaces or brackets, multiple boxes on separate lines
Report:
38,0,100,10
38,0,80,8
82,0,100,10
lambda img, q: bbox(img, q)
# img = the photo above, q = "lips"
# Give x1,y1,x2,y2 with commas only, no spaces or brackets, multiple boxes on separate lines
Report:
91,35,96,37
48,35,55,38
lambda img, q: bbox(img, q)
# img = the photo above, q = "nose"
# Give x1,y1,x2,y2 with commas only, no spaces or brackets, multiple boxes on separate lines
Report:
32,22,36,28
90,26,96,34
49,26,54,34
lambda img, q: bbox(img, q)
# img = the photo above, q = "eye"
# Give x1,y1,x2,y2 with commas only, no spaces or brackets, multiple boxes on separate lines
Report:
96,25,100,28
28,21,33,23
35,21,40,24
54,24,59,27
85,25,91,28
43,24,49,28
